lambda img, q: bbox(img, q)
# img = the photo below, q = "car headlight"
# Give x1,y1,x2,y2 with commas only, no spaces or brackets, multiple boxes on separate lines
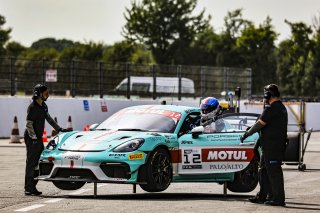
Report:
113,139,145,152
46,136,59,150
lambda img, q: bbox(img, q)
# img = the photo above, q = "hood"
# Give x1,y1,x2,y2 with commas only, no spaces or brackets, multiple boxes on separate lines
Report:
58,130,141,152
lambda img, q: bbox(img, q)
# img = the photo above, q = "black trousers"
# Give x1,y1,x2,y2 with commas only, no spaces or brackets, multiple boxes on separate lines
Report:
24,134,44,191
256,153,285,203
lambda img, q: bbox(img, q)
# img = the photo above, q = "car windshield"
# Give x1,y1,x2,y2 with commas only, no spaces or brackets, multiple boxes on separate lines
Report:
96,108,182,133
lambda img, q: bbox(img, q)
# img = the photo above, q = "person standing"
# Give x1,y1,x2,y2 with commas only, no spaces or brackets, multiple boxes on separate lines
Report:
241,84,288,206
24,84,69,195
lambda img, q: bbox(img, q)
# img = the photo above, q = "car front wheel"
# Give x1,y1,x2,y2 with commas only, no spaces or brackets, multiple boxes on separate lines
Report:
140,148,172,192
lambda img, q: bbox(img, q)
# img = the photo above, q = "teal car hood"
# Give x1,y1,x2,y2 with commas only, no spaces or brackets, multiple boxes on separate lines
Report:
58,130,142,152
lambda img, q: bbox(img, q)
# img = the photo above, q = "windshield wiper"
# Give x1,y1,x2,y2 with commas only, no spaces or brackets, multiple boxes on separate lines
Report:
94,128,111,131
117,128,149,132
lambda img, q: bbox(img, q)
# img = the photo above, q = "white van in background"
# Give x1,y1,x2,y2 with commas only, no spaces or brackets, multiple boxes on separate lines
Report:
115,76,195,94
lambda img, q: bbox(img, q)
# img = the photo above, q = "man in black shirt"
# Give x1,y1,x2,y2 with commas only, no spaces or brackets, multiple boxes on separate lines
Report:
241,84,288,206
24,84,69,196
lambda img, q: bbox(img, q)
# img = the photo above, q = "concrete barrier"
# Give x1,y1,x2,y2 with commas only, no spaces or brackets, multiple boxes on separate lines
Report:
0,96,319,138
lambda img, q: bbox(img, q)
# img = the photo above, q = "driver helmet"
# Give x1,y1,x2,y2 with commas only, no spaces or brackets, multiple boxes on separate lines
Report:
200,97,220,119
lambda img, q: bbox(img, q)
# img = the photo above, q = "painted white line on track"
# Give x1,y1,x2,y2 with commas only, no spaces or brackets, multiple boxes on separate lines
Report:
68,188,91,195
15,204,46,212
14,186,103,212
44,198,64,203
97,183,108,188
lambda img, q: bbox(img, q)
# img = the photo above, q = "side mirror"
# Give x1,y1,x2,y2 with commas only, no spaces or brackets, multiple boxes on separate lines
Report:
89,123,99,131
192,126,204,138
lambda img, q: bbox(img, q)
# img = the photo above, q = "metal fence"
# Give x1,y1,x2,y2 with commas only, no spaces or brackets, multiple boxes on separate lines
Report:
0,57,252,100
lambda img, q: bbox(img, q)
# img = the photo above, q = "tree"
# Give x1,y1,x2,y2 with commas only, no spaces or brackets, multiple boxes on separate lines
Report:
182,27,220,66
122,0,210,64
216,9,252,67
59,42,104,61
103,40,155,64
5,41,26,57
277,20,313,96
31,38,77,52
0,14,12,57
237,17,278,94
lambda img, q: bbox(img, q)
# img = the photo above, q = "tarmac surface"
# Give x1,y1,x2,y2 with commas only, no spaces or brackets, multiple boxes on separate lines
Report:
0,133,319,212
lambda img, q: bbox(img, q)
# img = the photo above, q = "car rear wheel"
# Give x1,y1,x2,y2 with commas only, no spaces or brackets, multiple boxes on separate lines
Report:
53,181,85,190
140,148,172,192
227,156,259,192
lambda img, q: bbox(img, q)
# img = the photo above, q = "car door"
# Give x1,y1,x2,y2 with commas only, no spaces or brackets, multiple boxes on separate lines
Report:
177,113,260,175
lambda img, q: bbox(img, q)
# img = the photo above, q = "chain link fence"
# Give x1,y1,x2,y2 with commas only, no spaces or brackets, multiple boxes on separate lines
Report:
0,57,252,100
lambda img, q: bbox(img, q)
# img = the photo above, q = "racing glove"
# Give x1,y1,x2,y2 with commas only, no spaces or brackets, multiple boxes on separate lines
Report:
240,132,249,143
59,128,71,132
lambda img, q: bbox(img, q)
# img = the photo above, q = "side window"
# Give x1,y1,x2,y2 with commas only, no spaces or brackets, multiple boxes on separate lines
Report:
178,112,201,137
132,83,150,93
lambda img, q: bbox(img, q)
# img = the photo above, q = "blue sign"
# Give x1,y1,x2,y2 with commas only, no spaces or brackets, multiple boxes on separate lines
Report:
83,100,89,111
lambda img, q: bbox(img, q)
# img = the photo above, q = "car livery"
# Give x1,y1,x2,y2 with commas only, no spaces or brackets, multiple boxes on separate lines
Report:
38,105,260,193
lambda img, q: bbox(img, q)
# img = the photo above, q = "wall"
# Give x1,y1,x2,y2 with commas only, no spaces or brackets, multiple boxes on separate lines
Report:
0,96,318,138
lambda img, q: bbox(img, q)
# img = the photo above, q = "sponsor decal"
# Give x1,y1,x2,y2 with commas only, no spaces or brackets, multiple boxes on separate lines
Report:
181,140,193,145
128,153,144,160
209,163,244,170
116,109,182,122
69,176,81,179
109,153,126,157
202,148,254,162
182,165,202,169
65,155,81,160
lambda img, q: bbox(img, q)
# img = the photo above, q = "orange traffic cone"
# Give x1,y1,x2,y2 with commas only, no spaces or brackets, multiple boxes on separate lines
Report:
51,117,58,137
66,115,73,131
10,116,21,144
42,128,48,143
84,124,90,131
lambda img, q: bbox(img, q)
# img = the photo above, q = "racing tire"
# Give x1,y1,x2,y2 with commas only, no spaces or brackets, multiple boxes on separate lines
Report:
139,148,172,192
53,181,85,190
227,156,259,193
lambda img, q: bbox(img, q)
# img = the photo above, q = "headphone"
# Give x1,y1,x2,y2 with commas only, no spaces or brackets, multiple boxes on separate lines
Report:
263,84,280,100
33,84,47,98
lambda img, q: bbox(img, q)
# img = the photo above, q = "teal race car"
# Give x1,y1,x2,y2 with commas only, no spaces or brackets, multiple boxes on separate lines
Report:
38,105,260,193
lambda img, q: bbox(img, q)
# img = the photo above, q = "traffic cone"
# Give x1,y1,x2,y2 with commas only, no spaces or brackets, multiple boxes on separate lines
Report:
84,124,90,131
66,116,73,131
42,128,48,143
51,117,58,137
10,116,21,144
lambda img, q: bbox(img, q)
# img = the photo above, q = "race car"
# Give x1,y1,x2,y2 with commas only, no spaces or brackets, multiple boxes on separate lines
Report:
38,105,260,193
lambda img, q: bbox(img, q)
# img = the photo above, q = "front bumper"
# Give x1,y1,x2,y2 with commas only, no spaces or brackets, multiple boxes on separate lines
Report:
39,151,147,183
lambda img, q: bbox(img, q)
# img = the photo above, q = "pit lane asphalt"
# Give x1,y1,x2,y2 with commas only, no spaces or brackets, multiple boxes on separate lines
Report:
0,133,320,213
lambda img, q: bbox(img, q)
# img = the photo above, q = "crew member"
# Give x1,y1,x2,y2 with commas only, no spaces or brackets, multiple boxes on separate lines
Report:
200,97,224,133
24,84,69,196
241,84,287,206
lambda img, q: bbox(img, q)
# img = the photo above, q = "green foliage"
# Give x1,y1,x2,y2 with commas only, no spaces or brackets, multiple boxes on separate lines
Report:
0,14,12,57
31,38,77,52
5,41,27,57
237,16,278,94
102,41,154,64
123,0,210,64
59,42,104,61
277,20,313,96
216,9,252,67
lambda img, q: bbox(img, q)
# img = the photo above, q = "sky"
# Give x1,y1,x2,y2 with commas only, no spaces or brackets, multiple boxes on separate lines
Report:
1,0,320,47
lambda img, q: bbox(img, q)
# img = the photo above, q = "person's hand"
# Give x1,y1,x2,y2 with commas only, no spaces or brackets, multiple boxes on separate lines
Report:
240,132,249,143
59,128,71,132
